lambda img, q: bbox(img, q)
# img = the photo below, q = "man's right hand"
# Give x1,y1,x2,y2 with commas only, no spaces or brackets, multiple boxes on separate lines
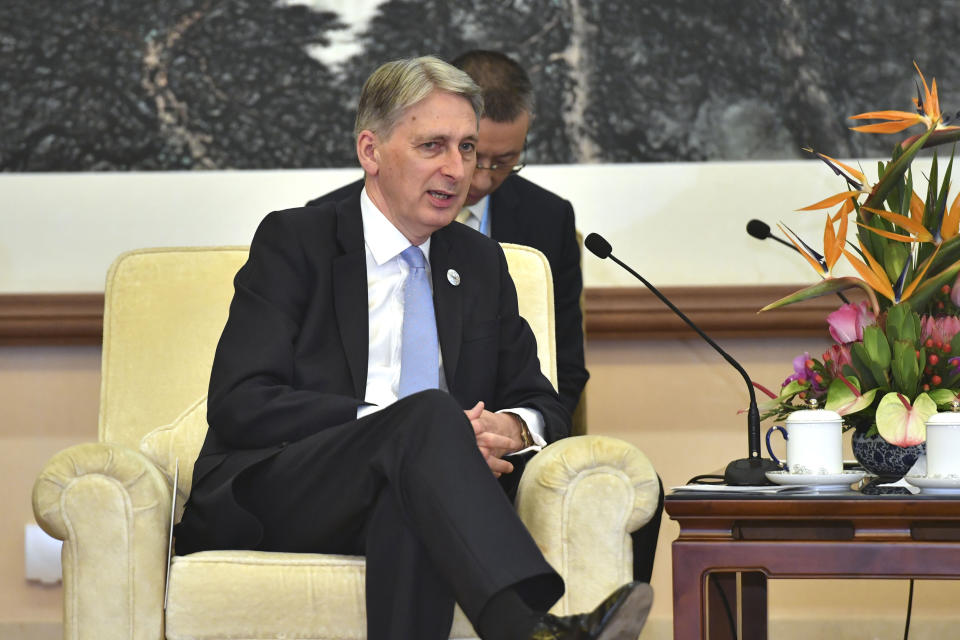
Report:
464,401,515,477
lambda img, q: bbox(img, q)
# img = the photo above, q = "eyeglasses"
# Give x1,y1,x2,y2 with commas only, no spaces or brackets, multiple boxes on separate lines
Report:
475,160,525,174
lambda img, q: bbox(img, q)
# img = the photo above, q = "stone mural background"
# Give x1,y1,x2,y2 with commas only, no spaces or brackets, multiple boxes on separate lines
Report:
1,0,958,171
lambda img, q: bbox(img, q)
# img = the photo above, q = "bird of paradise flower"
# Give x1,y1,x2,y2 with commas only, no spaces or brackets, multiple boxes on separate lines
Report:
762,62,960,318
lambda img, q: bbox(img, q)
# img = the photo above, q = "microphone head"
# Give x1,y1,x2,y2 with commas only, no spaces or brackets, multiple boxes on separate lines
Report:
584,233,612,259
746,219,771,240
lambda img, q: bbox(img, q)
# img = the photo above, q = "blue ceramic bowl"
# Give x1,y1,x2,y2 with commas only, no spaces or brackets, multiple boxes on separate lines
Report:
851,430,925,479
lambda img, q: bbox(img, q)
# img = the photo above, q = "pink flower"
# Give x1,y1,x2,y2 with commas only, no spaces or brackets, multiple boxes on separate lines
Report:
827,302,876,344
822,343,853,377
920,315,960,345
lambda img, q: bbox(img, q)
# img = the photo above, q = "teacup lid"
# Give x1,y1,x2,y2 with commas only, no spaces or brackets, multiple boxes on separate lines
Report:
785,398,842,424
927,399,960,426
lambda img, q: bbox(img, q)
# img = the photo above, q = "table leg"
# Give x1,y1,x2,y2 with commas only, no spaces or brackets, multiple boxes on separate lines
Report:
740,572,767,639
672,545,707,639
707,573,737,640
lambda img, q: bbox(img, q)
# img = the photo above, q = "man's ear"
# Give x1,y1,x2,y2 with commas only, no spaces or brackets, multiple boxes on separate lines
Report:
356,130,379,176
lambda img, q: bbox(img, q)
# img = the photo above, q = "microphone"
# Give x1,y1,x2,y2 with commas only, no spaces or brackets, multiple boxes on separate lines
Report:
747,219,851,305
746,219,798,252
584,233,779,485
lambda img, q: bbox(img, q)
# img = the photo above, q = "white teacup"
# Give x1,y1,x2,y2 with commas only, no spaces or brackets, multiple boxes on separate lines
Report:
925,411,960,478
765,407,843,474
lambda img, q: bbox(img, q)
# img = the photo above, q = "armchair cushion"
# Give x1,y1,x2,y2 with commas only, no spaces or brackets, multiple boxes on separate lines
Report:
166,551,478,640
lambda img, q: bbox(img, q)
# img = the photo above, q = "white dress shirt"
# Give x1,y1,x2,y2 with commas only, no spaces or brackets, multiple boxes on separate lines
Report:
459,195,491,235
358,188,545,451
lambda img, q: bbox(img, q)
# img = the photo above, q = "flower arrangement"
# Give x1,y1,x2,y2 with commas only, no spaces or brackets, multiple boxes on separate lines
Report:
759,63,960,448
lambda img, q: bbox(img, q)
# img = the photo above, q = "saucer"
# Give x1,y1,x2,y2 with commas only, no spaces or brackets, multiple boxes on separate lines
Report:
765,470,866,491
903,475,960,494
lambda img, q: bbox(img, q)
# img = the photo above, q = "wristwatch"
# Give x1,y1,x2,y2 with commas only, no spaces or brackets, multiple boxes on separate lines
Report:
511,413,534,449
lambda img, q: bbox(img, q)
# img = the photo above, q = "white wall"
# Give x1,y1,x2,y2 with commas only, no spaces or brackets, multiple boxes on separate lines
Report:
1,160,868,293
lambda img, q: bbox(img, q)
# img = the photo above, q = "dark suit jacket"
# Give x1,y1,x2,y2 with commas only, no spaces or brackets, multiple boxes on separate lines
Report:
307,175,588,414
179,195,570,551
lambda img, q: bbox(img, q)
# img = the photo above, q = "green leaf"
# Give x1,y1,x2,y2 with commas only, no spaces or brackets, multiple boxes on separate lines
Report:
925,232,960,273
928,388,959,407
862,325,892,368
841,363,861,380
758,277,876,312
778,379,808,399
824,377,878,416
906,256,960,312
935,152,953,239
850,340,886,390
876,391,935,446
863,126,937,215
885,303,920,345
925,152,940,234
882,241,912,289
952,331,960,355
900,127,960,150
891,340,921,396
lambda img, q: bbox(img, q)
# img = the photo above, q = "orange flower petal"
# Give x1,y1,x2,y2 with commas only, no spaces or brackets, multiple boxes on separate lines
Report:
849,110,922,121
843,246,894,301
942,191,960,241
798,191,860,211
860,206,933,241
910,191,925,224
824,217,839,270
851,121,920,134
830,198,856,222
855,223,920,244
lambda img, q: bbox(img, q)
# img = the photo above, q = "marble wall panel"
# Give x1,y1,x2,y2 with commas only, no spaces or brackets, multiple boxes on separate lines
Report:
1,0,958,171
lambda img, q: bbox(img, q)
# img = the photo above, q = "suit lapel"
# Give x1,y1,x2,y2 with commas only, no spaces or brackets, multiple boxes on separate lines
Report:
430,229,463,386
331,198,369,398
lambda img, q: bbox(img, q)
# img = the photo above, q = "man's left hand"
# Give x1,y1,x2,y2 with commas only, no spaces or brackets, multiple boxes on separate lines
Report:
464,401,524,475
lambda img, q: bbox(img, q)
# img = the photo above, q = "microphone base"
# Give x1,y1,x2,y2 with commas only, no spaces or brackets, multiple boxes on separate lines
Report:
724,457,781,486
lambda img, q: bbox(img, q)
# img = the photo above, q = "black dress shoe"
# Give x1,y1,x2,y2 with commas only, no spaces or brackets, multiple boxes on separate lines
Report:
528,581,653,640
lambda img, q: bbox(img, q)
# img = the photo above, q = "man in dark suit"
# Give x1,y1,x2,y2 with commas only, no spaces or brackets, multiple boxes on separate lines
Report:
175,56,650,640
309,50,662,585
308,50,588,418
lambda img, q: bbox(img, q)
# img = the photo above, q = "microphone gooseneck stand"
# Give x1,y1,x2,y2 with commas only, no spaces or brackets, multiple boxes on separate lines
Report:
585,233,779,485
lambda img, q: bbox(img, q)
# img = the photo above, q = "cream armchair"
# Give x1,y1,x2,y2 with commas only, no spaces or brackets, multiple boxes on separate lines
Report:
32,245,659,640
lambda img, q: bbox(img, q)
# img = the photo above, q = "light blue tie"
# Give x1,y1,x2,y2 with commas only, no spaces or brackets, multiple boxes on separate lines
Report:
398,246,439,398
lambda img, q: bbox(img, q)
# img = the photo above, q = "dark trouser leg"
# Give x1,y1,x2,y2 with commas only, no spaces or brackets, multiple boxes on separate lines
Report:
235,390,563,634
631,475,664,583
364,486,455,640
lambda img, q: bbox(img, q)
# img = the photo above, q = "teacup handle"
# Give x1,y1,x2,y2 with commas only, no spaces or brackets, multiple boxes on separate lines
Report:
765,425,788,470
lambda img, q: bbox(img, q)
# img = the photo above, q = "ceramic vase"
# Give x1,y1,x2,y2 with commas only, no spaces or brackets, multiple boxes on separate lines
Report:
851,429,925,479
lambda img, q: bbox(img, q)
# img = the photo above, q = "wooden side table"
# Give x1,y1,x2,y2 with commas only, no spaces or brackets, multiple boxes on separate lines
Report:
665,492,960,639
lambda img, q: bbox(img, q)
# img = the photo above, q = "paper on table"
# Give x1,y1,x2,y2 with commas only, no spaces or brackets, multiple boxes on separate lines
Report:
670,484,810,494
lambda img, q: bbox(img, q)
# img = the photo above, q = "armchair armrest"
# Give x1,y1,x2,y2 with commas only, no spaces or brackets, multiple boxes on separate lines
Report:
32,442,172,640
515,435,659,616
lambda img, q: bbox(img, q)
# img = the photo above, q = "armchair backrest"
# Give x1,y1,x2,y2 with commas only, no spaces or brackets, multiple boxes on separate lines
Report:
99,244,556,448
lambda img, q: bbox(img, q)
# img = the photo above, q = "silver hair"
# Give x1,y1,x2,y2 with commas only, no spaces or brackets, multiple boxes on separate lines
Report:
354,56,483,139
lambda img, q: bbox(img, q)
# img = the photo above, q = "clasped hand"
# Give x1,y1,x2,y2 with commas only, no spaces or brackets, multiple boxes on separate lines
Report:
464,401,523,477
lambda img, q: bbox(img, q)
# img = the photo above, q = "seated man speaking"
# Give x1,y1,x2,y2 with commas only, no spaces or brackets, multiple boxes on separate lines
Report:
174,57,650,640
